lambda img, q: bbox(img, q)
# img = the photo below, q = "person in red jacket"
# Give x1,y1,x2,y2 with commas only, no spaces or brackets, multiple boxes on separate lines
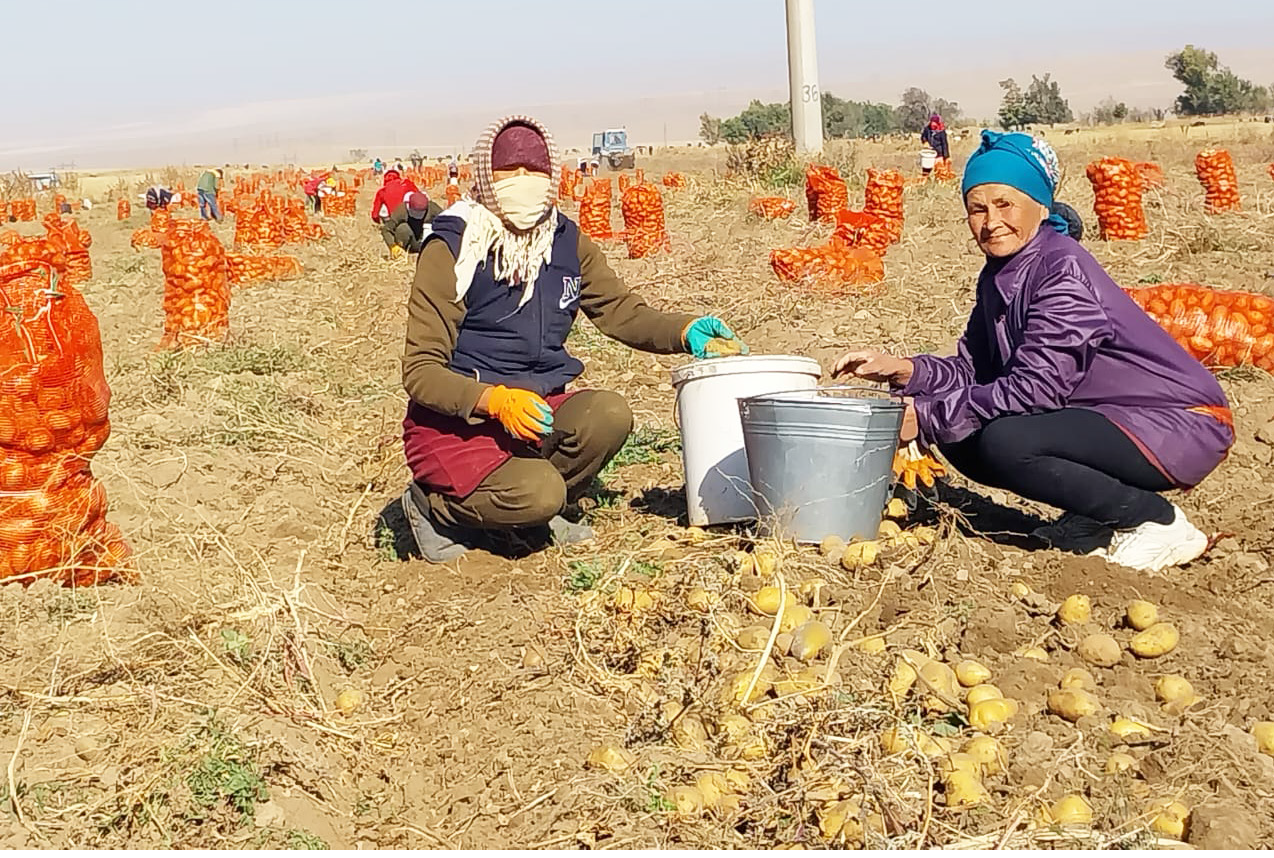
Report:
371,169,419,224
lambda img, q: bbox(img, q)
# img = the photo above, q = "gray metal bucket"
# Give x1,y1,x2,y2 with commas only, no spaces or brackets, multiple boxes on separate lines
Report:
738,388,904,543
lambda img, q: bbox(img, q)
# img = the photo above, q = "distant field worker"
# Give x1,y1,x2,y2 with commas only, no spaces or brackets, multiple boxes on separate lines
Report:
371,169,419,224
196,168,224,221
303,172,323,212
833,131,1232,573
398,114,747,562
922,112,952,177
381,191,442,258
145,186,174,210
921,114,950,163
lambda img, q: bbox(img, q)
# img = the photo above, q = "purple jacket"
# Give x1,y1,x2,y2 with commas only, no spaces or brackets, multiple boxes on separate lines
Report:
901,227,1233,488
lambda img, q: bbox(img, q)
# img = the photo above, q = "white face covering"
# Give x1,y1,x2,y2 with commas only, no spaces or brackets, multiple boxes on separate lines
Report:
493,174,551,230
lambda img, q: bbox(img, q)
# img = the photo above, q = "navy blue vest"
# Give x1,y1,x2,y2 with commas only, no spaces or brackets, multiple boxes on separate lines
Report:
427,211,584,397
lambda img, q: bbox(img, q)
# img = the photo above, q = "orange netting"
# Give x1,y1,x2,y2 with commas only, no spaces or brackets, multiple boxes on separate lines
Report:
41,214,93,287
1134,161,1164,189
748,196,796,220
864,168,905,244
225,252,303,285
831,209,893,256
805,165,849,223
932,158,957,183
579,179,614,241
770,244,885,294
1085,157,1148,241
231,193,324,248
117,199,131,220
621,183,668,259
1125,282,1274,371
0,254,133,587
618,173,633,196
11,199,37,222
558,167,578,204
445,184,462,208
160,220,230,349
1194,149,1240,213
130,208,172,250
662,172,687,189
321,190,357,216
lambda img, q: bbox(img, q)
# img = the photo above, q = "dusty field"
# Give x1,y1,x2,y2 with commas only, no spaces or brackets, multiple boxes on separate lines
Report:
2,125,1274,849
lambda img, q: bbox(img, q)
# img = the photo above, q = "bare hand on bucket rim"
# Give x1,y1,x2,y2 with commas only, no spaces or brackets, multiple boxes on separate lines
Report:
830,350,919,442
830,350,915,386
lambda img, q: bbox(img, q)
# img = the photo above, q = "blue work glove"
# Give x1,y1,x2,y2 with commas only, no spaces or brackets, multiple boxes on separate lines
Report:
683,316,749,359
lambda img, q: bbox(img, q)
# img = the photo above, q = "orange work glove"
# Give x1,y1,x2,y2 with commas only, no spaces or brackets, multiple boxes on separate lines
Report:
486,385,554,441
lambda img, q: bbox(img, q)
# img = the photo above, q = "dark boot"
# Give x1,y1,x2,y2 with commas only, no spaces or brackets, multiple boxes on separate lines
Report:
400,485,469,563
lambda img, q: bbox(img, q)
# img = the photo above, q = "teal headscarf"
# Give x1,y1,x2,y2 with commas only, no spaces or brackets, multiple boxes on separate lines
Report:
962,130,1069,234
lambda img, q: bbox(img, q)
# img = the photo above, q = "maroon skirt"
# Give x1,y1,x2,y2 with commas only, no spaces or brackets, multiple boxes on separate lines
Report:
402,392,577,499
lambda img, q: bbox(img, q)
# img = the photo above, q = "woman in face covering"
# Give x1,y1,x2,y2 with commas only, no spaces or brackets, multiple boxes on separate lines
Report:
399,115,745,562
832,131,1232,573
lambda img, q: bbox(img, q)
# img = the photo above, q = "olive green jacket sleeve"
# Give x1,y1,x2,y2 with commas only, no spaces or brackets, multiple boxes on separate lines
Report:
403,230,695,419
401,240,488,420
576,232,695,353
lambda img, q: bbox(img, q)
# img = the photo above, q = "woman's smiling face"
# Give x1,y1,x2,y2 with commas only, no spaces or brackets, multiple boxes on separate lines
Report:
964,183,1049,257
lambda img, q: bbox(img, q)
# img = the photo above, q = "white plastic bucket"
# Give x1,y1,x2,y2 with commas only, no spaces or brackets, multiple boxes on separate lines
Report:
919,148,937,170
671,355,822,526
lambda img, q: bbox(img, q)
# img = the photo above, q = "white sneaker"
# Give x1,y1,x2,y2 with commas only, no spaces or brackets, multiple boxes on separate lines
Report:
1102,504,1208,572
1032,512,1114,555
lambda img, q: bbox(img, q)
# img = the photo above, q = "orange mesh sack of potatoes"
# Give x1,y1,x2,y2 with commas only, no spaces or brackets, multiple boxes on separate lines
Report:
1134,161,1164,189
662,172,687,189
1085,157,1148,241
864,168,905,243
322,190,357,216
621,183,668,259
579,180,613,241
1194,149,1240,212
832,209,893,255
117,199,131,220
1124,282,1274,371
805,165,849,223
11,199,37,222
43,214,93,287
0,255,133,586
280,198,325,244
770,244,885,294
233,197,286,248
225,252,303,285
445,184,462,207
159,220,231,349
131,207,173,249
558,167,576,204
748,196,796,220
933,158,957,182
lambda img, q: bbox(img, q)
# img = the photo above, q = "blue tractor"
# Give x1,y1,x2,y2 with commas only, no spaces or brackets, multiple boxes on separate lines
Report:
591,128,636,171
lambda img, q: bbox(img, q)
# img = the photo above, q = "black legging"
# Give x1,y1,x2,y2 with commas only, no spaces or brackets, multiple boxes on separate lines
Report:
938,409,1175,530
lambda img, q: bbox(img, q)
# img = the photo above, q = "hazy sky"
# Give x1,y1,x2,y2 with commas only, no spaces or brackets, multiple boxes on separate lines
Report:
3,0,1272,169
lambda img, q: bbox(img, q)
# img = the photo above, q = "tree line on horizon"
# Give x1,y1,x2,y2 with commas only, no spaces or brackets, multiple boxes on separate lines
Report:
700,45,1273,144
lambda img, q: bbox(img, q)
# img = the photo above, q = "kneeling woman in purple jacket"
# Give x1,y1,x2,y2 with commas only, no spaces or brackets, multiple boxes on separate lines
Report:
834,131,1233,573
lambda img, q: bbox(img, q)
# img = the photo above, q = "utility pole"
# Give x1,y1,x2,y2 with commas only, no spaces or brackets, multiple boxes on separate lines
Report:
785,0,823,154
